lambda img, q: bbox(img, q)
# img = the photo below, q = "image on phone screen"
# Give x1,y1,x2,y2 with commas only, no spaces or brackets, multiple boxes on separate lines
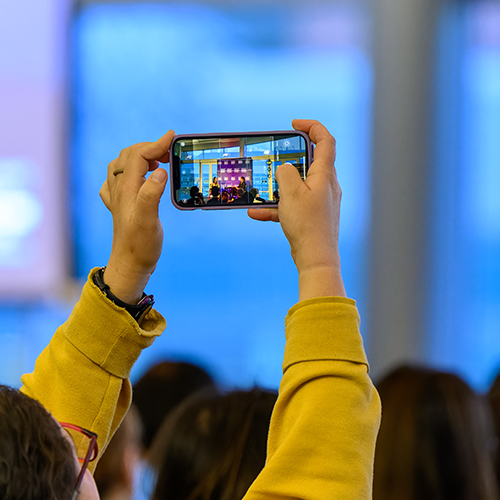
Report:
171,133,310,209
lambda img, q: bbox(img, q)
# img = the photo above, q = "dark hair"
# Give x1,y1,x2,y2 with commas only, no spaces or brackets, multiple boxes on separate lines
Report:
211,186,220,197
133,361,215,450
0,385,77,500
373,366,498,500
487,371,500,488
190,186,199,198
150,387,277,500
249,188,258,198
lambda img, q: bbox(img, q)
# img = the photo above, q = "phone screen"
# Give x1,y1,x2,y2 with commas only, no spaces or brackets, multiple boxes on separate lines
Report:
170,132,310,209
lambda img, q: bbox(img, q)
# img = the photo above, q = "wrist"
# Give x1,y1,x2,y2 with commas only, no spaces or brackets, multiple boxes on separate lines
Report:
298,265,346,302
103,259,153,304
93,267,155,323
292,245,341,276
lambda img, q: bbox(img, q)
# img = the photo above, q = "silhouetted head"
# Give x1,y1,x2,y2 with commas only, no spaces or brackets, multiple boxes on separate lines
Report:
211,186,220,197
189,186,199,198
0,385,77,500
133,361,215,451
374,366,498,500
487,370,500,488
150,387,277,500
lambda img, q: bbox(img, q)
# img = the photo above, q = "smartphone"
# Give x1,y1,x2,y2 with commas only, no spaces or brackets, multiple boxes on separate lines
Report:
169,130,313,210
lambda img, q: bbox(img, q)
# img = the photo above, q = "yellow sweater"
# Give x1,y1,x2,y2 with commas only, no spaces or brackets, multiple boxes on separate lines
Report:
20,269,166,471
21,269,381,499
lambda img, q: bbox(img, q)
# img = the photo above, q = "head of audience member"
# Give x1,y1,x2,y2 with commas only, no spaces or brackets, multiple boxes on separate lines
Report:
487,371,500,487
272,190,279,202
221,192,229,204
189,186,199,198
133,361,215,454
249,187,258,199
211,186,220,199
237,188,244,198
149,387,277,500
373,365,498,500
0,384,79,500
94,405,142,500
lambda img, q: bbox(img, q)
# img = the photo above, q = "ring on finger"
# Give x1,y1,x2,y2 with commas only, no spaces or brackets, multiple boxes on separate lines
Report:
113,168,125,176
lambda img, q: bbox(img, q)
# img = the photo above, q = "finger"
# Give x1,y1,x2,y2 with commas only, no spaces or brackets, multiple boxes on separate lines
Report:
107,158,119,185
292,119,336,175
99,180,111,210
135,168,168,221
142,130,176,164
147,160,160,172
120,131,175,189
275,163,304,200
247,208,280,222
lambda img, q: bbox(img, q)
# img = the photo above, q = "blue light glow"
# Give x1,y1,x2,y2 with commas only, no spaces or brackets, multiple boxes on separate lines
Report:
0,158,43,266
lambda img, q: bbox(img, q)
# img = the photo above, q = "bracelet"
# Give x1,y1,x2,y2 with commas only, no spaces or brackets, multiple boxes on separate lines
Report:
92,267,155,323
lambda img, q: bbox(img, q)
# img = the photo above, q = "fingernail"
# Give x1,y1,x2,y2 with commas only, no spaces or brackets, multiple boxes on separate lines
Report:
152,169,167,183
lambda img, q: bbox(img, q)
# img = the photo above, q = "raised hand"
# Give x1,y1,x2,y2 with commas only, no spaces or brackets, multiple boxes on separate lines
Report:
99,130,175,304
248,120,346,300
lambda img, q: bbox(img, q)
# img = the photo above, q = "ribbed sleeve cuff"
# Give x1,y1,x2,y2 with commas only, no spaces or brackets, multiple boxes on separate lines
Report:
64,268,166,379
283,297,368,373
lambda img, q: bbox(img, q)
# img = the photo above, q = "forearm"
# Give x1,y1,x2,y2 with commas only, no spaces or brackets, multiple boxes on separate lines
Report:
20,268,166,471
298,265,346,301
244,298,381,499
103,257,153,305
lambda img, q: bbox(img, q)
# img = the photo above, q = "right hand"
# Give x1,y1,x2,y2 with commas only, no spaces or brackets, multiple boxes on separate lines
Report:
248,120,346,299
99,130,175,304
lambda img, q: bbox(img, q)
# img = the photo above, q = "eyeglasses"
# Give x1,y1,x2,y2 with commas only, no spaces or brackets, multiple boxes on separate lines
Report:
60,422,98,500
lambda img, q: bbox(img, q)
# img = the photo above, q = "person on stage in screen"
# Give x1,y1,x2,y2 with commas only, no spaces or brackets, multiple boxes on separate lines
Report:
209,176,219,199
236,176,247,193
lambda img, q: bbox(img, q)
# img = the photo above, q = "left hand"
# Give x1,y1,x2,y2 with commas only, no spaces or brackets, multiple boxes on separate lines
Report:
99,130,175,304
247,120,346,300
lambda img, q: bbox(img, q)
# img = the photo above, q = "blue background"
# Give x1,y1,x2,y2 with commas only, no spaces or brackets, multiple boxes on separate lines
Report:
1,1,499,392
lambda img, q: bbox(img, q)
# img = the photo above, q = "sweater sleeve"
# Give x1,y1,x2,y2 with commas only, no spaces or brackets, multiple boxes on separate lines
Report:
19,268,166,473
243,297,381,500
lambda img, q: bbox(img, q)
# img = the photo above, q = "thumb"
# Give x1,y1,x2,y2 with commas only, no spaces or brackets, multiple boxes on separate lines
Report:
99,180,111,211
136,168,167,219
275,163,303,199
